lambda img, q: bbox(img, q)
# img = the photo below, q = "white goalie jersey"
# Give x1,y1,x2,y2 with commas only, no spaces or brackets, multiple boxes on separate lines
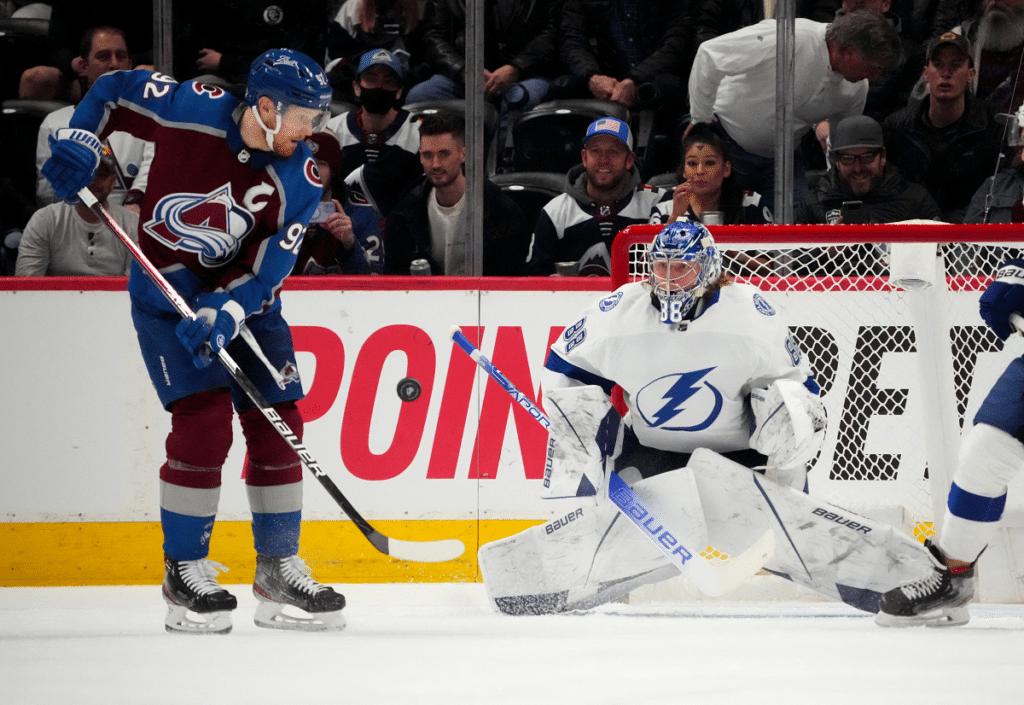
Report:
542,281,818,454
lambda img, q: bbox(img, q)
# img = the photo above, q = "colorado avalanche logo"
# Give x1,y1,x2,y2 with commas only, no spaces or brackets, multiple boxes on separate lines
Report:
143,185,256,267
635,368,723,431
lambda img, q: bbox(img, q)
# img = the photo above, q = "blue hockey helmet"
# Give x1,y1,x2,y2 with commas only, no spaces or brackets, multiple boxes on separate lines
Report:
647,220,722,324
246,48,332,130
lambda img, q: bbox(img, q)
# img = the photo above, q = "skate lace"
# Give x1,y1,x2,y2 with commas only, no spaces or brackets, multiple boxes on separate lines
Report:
280,556,326,595
899,569,944,600
179,559,229,596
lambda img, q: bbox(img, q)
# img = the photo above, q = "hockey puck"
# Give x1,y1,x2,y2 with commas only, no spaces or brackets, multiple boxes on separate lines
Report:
397,377,422,402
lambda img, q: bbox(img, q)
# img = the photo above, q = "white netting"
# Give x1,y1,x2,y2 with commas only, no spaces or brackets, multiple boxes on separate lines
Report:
612,224,1023,542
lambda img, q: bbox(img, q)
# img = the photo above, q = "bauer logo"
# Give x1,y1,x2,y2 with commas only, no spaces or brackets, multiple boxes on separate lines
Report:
545,508,584,534
610,479,693,565
812,507,871,534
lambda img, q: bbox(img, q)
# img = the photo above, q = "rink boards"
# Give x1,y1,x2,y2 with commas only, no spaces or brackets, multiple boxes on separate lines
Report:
1,276,1020,586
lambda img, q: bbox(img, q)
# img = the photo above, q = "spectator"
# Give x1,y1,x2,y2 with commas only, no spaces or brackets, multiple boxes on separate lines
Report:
323,49,423,178
940,0,1024,114
405,0,562,148
15,149,138,276
883,31,1005,222
797,114,942,223
688,10,904,206
18,1,152,101
292,132,374,275
173,0,330,89
651,122,773,225
964,104,1024,222
383,111,530,275
525,117,668,276
834,0,928,123
557,0,691,153
35,26,152,209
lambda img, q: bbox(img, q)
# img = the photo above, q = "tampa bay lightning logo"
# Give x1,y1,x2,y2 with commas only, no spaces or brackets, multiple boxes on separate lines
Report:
143,185,256,267
635,367,723,431
599,291,623,311
753,293,775,316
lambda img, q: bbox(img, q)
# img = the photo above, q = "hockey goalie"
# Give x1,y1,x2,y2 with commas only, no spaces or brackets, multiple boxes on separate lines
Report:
480,221,935,615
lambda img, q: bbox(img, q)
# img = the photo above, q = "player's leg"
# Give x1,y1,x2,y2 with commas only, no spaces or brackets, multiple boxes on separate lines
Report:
131,299,239,634
877,357,1024,627
232,309,345,631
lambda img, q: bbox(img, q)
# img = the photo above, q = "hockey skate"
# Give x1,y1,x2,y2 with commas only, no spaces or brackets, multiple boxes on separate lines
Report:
252,554,346,631
162,556,238,634
875,541,975,628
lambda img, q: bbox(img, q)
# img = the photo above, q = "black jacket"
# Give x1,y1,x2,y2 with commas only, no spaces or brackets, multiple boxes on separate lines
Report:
797,163,941,224
882,92,1005,223
417,0,563,80
559,0,693,84
383,177,530,275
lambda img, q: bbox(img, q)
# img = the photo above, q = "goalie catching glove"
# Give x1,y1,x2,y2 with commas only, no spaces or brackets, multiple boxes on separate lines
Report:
749,378,826,469
175,292,246,368
40,128,103,204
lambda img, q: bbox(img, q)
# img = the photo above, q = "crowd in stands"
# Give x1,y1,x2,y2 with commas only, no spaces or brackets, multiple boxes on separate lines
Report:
1,0,1022,278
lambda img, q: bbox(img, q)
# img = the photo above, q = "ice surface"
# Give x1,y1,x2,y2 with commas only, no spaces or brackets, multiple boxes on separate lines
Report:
1,583,1022,704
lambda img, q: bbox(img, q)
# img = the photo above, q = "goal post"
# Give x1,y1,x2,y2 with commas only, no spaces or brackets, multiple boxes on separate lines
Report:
611,222,1024,603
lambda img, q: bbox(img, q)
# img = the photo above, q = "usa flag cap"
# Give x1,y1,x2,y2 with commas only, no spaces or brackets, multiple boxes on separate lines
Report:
585,117,633,151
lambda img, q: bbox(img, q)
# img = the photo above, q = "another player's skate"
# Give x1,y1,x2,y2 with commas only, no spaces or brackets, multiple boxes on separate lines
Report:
875,540,974,628
253,554,346,631
162,555,238,634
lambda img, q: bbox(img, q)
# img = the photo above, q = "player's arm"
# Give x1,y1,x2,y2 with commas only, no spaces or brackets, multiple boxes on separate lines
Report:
541,307,617,395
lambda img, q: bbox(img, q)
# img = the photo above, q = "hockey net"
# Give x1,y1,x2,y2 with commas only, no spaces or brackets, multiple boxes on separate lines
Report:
611,223,1024,603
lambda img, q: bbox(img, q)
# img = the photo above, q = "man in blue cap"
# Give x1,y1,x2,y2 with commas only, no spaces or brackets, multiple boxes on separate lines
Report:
525,117,669,276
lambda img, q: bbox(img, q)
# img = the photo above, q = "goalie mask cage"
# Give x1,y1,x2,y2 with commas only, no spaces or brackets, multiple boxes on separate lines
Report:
611,223,1024,604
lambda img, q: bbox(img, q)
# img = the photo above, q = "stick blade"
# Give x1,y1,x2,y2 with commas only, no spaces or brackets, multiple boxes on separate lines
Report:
376,535,467,563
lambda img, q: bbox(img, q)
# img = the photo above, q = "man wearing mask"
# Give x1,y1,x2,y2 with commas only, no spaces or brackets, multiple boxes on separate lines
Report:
324,48,422,178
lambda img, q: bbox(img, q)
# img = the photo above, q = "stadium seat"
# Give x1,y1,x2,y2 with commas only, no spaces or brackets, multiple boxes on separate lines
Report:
490,171,566,229
508,99,630,175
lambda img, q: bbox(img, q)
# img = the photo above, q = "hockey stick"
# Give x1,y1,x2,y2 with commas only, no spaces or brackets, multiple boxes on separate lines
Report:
449,326,774,596
78,187,464,563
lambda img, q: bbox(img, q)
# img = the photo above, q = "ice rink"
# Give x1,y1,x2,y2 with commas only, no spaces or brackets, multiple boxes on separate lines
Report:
2,582,1022,704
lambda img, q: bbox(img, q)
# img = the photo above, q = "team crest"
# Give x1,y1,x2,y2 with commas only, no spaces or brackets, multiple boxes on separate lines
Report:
635,368,723,431
304,157,321,186
599,291,623,311
143,184,257,267
753,293,776,316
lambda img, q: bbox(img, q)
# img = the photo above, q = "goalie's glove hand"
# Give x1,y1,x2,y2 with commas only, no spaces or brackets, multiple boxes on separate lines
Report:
41,128,102,204
979,259,1024,341
175,293,245,368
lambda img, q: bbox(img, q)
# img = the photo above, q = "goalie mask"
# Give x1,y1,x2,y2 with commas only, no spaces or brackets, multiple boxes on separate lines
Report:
647,220,722,325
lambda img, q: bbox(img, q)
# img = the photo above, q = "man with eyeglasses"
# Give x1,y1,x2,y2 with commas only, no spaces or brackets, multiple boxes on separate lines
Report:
796,114,940,224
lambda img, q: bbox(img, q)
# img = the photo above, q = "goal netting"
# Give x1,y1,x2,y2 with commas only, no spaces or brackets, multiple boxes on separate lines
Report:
610,223,1024,604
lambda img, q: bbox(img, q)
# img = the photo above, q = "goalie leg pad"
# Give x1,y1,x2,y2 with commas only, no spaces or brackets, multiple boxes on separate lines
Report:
687,448,934,612
480,470,708,614
541,385,623,500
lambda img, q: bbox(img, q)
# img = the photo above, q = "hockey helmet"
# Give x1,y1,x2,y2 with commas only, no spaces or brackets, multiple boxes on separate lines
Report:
246,48,333,132
647,220,722,324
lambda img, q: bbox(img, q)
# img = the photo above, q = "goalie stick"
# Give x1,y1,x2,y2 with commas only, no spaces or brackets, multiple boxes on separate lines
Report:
78,186,464,564
449,325,774,596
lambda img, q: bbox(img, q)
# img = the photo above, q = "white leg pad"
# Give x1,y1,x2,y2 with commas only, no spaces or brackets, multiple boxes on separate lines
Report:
686,449,935,611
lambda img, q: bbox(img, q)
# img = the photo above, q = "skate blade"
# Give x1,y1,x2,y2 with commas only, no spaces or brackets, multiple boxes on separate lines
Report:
874,605,970,628
164,603,233,634
253,601,346,632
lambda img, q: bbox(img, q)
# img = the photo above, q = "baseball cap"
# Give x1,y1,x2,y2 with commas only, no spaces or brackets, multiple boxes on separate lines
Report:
584,117,633,151
357,49,404,80
305,132,343,174
925,31,974,66
830,115,884,152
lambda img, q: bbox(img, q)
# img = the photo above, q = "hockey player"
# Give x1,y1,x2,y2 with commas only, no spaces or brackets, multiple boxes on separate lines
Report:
40,49,346,633
877,258,1024,627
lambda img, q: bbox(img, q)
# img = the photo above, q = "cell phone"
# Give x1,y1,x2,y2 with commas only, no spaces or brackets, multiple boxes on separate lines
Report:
841,200,866,224
311,201,337,224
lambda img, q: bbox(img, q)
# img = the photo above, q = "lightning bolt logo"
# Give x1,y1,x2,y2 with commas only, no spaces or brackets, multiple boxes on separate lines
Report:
637,368,723,431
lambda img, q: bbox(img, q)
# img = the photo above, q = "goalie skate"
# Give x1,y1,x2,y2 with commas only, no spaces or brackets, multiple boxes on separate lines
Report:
162,556,237,635
252,554,346,631
875,541,975,628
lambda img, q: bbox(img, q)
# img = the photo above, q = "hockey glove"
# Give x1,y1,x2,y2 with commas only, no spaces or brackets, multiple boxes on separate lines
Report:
979,259,1024,340
750,379,826,469
175,293,246,368
40,128,103,204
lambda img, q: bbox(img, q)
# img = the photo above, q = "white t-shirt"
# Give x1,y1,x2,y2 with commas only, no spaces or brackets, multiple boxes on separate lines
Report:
427,189,466,275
